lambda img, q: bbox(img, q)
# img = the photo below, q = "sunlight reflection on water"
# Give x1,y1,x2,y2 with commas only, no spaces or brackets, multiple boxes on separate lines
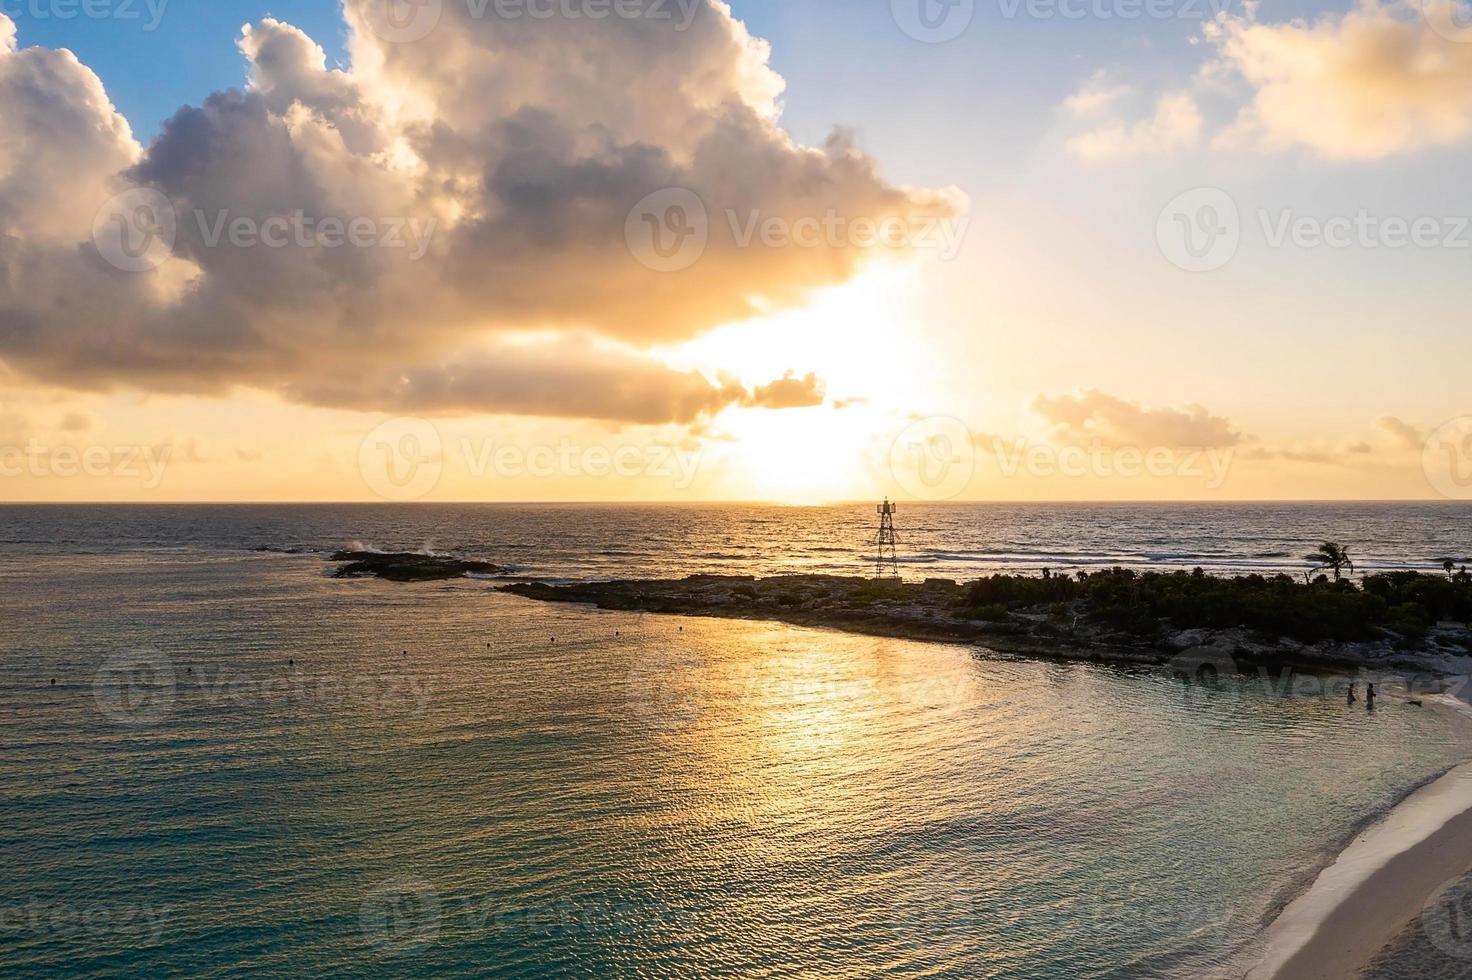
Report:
0,523,1470,976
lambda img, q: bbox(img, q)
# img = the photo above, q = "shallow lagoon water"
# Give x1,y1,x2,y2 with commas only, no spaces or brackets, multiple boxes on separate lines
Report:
2,505,1471,976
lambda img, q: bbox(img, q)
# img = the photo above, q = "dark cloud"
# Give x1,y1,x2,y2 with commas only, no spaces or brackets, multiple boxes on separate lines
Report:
285,338,752,424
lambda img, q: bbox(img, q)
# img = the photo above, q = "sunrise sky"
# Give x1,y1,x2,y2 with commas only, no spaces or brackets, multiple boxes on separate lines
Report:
2,0,1470,503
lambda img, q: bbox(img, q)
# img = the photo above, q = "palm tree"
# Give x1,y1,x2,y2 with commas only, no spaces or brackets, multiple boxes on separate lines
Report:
1305,542,1354,582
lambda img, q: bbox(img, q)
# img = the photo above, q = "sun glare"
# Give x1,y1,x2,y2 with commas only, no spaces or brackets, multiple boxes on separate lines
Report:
662,264,930,503
664,263,926,403
714,407,877,505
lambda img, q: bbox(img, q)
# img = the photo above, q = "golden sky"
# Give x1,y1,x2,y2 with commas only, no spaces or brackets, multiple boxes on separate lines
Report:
2,1,1470,503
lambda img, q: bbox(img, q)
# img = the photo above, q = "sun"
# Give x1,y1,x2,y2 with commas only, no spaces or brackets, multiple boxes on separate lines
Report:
712,407,879,505
659,263,931,503
665,263,927,399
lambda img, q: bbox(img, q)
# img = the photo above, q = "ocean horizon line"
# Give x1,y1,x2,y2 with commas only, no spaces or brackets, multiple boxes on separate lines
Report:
1,498,1469,507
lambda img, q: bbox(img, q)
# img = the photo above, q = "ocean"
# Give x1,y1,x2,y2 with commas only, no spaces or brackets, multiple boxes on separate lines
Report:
3,502,1471,976
4,500,1468,579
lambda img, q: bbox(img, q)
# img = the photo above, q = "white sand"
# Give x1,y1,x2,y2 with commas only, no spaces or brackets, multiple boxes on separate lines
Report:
1244,749,1472,979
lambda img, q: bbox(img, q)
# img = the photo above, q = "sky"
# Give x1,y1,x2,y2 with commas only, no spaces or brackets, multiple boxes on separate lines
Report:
1,0,1470,503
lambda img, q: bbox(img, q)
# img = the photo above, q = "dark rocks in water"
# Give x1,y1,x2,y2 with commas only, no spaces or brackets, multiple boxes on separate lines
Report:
253,545,310,554
329,551,507,582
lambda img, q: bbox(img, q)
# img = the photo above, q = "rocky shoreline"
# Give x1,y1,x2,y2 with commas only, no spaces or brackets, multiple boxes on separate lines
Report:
309,545,1472,681
498,573,1472,680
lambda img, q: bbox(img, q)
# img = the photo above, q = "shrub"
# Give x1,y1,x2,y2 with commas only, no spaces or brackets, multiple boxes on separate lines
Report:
959,567,1472,644
964,574,1077,608
971,604,1010,623
1387,602,1431,639
852,581,908,604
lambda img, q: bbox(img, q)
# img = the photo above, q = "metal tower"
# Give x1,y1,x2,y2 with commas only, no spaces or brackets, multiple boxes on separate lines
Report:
874,498,899,579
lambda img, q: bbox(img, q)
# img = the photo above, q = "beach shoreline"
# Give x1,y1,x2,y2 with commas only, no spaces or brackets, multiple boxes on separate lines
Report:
1241,700,1472,980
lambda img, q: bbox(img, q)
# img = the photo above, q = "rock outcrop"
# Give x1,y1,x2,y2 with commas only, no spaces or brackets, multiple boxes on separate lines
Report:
330,551,507,582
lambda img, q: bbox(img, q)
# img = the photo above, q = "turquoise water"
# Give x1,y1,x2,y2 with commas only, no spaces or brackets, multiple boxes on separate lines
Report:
3,506,1472,976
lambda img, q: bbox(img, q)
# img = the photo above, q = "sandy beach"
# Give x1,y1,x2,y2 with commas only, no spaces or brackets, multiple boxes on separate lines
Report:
1246,748,1472,980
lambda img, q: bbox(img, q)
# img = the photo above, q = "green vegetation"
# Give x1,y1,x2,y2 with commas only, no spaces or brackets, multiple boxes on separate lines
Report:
850,579,909,605
963,551,1472,644
505,552,1472,665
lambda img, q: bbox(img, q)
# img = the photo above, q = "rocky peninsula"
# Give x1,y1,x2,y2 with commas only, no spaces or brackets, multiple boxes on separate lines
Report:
500,568,1472,677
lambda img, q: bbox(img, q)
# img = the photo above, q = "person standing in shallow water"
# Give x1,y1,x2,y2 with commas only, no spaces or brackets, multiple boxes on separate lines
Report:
1347,682,1357,705
1367,683,1376,709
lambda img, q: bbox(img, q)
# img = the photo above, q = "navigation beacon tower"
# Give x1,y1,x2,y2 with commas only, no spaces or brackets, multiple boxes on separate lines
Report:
874,498,899,580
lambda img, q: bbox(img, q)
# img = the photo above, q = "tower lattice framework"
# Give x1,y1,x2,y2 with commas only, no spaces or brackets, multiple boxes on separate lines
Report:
874,499,899,579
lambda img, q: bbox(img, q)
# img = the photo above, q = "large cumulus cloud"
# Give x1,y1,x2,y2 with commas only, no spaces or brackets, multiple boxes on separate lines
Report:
0,4,963,423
